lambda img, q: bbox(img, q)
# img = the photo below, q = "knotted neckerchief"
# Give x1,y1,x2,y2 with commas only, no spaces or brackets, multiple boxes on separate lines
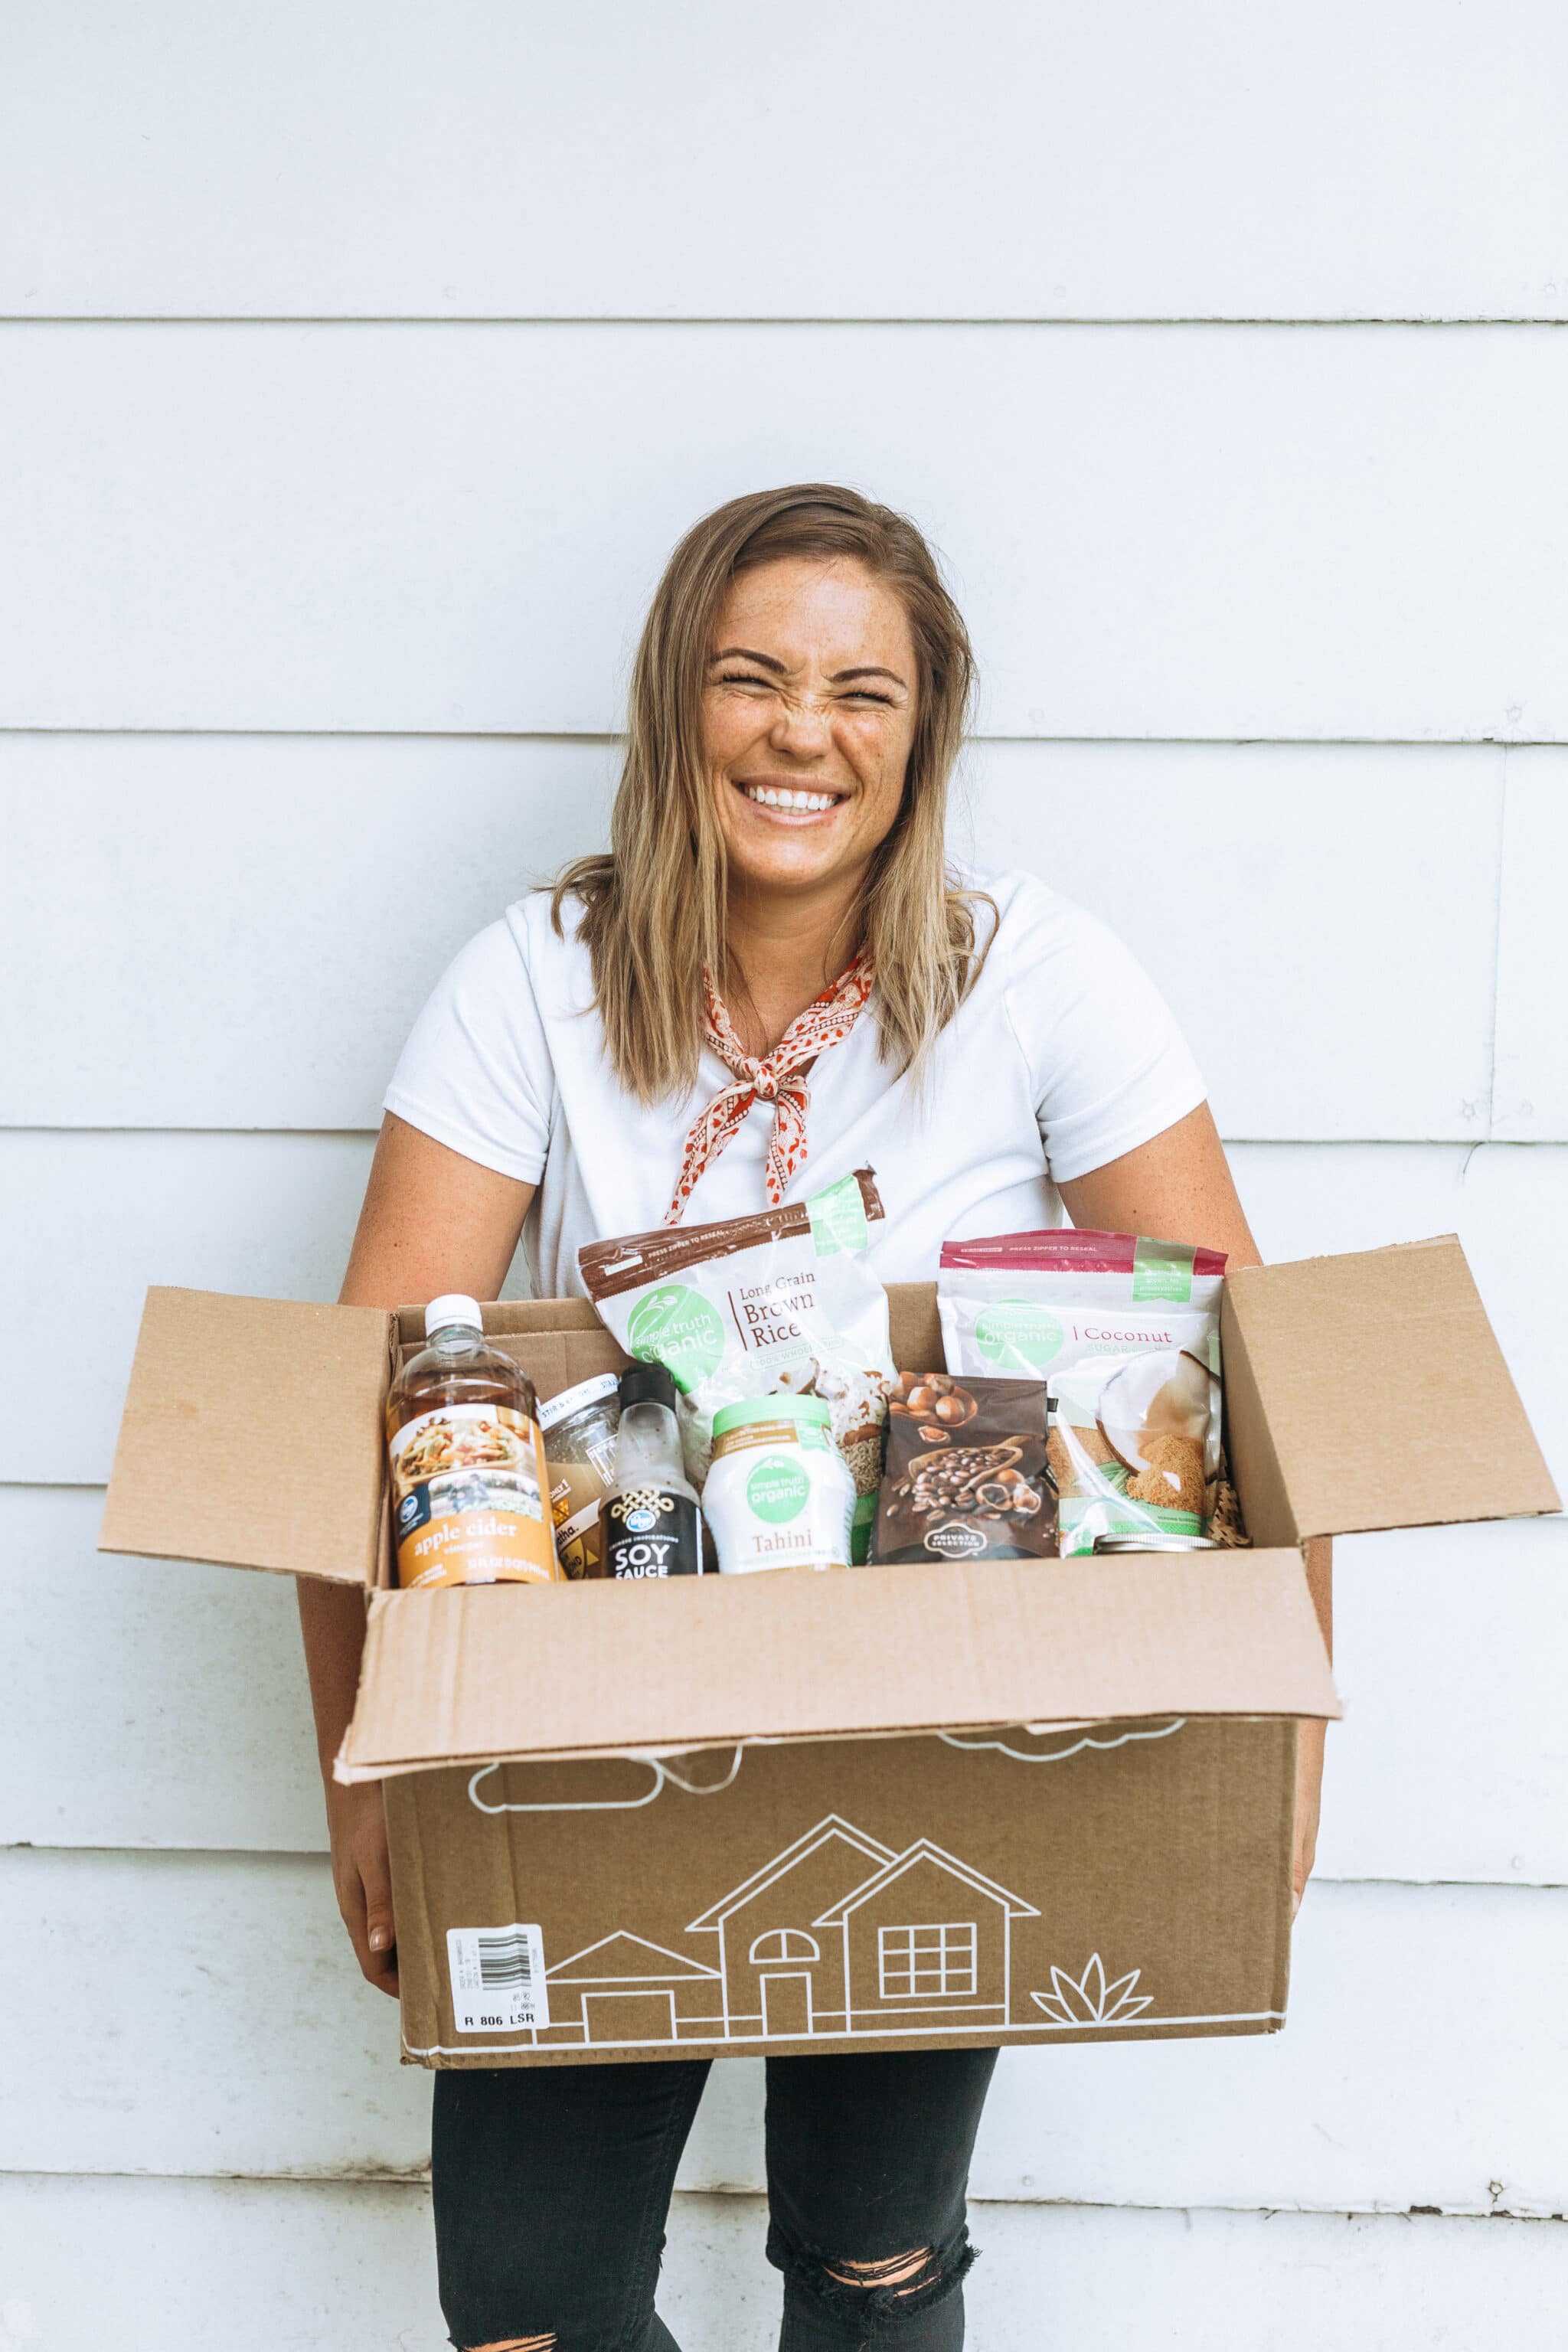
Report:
664,953,875,1225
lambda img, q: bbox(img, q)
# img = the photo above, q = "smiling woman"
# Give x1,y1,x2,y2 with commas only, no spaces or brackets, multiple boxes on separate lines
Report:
550,486,990,1115
302,483,1317,2352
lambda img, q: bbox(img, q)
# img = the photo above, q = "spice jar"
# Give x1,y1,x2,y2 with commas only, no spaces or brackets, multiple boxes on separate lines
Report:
704,1394,856,1574
538,1372,620,1579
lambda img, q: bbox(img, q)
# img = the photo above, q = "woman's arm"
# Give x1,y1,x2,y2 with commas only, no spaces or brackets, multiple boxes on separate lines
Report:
1057,1100,1329,1919
298,1113,536,1993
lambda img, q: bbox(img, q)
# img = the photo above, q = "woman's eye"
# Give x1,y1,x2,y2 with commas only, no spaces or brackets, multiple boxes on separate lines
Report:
717,672,774,690
843,689,893,706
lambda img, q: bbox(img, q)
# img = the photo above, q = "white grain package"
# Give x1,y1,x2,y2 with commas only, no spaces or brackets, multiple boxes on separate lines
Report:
580,1169,893,1560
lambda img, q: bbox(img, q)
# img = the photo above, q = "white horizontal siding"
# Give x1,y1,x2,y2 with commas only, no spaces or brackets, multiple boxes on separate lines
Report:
0,2175,450,2352
0,737,619,1129
0,1489,325,1854
8,1486,1566,1887
1229,1142,1568,1489
3,1856,1563,2215
969,743,1504,1143
1,737,1522,1138
4,2,1565,323
8,1138,1561,1488
0,1849,433,2178
966,1880,1568,2213
4,2181,1564,2352
1494,753,1568,1139
1443,1145,1568,1493
4,327,1568,739
10,6,1563,2319
1315,1521,1568,1886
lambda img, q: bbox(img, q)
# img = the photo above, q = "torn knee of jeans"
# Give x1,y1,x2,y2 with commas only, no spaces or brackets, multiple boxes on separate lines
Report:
825,2247,935,2294
459,2336,556,2352
768,2224,977,2329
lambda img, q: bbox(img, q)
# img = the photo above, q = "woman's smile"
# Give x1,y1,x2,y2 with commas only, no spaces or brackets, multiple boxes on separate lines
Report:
732,775,849,820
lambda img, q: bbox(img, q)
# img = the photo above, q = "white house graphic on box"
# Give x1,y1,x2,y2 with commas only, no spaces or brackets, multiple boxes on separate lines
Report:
537,1815,1038,2047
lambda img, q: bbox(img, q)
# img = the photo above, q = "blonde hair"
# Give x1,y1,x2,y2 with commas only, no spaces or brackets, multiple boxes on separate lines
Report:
553,482,993,1104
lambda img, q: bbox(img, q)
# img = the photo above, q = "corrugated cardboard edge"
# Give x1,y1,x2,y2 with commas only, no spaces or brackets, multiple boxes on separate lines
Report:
335,1551,1341,1784
1227,1236,1561,1540
383,1775,439,2066
342,1708,1323,1784
1220,1284,1300,1550
98,1287,393,1584
398,2011,1289,2069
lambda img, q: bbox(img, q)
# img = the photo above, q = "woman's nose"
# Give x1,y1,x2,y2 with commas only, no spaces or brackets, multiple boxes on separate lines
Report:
768,693,831,753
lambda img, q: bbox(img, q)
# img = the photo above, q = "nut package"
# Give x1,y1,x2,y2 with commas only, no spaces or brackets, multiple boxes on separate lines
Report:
872,1372,1057,1563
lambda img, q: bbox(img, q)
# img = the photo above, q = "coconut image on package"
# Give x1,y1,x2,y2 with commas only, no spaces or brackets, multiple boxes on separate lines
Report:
579,1169,895,1558
939,1230,1227,1556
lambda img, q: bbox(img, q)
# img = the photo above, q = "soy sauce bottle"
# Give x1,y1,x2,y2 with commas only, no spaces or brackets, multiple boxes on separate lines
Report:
596,1364,704,1579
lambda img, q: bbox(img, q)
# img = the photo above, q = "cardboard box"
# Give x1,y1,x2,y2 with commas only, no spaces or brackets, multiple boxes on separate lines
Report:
100,1240,1557,2069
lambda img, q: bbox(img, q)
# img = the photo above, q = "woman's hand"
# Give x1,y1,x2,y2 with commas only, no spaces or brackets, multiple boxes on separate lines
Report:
325,1777,400,1997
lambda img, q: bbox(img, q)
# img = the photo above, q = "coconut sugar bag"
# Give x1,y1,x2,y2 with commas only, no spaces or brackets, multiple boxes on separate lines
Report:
580,1169,894,1560
938,1229,1228,1556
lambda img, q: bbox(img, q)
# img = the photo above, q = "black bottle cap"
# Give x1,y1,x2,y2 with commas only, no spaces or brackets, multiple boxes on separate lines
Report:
618,1361,678,1413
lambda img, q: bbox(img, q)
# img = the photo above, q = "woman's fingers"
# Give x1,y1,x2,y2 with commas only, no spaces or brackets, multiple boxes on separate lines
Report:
332,1788,401,1998
354,1833,400,1998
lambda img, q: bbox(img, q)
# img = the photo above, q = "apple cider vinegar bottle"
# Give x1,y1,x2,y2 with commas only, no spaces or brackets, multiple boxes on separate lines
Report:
386,1295,560,1588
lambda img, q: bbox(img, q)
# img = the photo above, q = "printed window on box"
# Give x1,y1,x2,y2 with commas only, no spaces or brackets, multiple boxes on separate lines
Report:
877,1922,977,1998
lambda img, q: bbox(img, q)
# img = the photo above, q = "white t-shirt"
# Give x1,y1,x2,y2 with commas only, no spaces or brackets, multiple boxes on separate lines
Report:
384,871,1206,1298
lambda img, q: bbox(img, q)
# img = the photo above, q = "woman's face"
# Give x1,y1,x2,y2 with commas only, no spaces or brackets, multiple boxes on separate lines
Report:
703,557,919,901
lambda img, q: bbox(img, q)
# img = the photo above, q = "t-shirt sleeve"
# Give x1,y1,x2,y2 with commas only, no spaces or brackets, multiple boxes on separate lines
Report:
383,916,554,1184
1001,884,1208,1186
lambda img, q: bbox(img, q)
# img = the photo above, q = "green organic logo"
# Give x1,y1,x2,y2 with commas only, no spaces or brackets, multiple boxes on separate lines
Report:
805,1172,871,1258
975,1301,1065,1369
626,1284,724,1389
1132,1236,1195,1303
746,1455,810,1524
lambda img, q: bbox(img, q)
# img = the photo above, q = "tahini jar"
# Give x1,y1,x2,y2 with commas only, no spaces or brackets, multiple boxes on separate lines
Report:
704,1394,857,1574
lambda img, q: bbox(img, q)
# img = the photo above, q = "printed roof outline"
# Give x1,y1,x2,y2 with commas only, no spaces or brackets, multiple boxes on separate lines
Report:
686,1814,898,1932
547,1931,721,1982
813,1839,1042,1926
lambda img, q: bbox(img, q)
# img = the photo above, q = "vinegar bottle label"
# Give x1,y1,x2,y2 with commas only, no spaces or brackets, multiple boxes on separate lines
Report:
390,1403,560,1587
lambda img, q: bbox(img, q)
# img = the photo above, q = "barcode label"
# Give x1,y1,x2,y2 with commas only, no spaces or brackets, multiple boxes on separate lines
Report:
446,1922,549,2033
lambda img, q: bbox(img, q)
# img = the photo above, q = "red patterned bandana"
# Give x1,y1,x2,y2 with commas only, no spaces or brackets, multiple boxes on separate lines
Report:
665,954,876,1224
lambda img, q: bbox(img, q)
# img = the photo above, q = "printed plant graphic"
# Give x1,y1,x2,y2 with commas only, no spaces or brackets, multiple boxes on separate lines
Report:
1029,1953,1152,2027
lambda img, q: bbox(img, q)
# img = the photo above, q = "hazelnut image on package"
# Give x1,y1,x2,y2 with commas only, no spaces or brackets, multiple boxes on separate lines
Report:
873,1375,1057,1563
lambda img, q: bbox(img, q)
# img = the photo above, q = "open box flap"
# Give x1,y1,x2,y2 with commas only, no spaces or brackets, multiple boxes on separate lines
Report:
336,1549,1340,1780
393,1297,609,1349
99,1288,391,1583
1223,1238,1560,1544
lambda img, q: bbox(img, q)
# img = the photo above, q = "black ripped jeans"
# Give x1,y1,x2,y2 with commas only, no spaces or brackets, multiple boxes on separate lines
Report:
433,2046,998,2351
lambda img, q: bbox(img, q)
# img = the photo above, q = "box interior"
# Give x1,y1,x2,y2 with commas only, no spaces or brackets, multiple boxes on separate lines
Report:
98,1236,1558,1781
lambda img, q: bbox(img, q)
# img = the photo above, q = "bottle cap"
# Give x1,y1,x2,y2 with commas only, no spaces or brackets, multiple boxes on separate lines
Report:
425,1293,483,1338
711,1392,832,1439
618,1361,678,1413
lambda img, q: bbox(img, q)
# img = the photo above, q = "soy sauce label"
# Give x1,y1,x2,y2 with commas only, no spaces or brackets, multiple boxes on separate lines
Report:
600,1488,703,1579
389,1403,558,1587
